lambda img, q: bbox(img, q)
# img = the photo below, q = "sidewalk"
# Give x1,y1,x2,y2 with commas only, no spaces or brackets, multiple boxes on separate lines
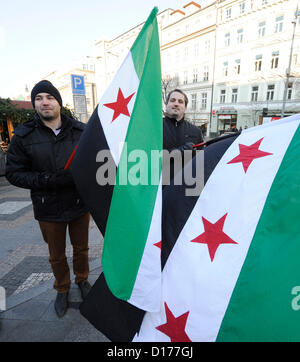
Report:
0,258,109,342
0,177,110,342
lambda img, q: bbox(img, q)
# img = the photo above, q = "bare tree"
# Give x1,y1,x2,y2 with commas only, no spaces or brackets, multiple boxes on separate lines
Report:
162,75,179,105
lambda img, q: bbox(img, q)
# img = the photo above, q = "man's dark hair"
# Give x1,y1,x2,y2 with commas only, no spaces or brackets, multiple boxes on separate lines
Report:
166,89,189,107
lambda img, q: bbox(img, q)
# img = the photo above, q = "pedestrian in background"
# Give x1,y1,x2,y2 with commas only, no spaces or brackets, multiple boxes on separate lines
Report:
5,80,91,318
163,89,204,184
163,89,203,152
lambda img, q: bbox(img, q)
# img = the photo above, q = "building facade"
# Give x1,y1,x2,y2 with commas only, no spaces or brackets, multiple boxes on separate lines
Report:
211,0,300,136
42,56,97,123
94,0,300,137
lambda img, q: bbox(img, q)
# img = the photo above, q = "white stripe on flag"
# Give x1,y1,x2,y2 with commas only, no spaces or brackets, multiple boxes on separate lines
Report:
128,181,162,311
134,116,300,341
98,52,139,166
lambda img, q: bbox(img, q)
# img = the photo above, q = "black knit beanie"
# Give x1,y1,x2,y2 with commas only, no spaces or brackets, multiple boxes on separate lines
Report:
31,80,63,108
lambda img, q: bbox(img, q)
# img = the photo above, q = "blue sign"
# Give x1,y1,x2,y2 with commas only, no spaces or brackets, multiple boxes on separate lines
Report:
71,74,85,95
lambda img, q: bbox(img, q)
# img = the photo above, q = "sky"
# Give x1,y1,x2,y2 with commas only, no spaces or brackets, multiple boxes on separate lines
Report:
0,0,187,99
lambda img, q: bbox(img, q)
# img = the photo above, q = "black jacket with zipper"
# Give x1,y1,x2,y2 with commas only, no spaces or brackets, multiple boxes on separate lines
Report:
5,113,88,222
163,115,204,151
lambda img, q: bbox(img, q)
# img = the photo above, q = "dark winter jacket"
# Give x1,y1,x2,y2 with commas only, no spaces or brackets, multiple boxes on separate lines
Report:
162,116,204,185
5,113,88,222
163,115,204,152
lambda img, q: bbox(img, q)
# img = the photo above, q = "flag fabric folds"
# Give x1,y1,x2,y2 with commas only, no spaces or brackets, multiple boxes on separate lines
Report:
134,115,300,342
72,7,162,312
79,132,239,341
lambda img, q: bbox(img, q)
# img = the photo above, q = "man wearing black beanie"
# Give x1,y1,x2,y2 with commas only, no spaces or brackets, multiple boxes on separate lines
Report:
6,80,92,318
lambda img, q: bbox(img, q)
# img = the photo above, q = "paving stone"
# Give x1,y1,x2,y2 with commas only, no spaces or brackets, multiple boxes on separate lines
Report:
0,319,75,342
0,181,107,342
0,298,51,321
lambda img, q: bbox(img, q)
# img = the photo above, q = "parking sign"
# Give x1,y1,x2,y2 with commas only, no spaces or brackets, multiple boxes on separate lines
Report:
71,74,85,95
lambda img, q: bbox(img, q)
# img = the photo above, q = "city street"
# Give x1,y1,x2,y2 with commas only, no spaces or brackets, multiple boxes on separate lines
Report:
0,176,109,341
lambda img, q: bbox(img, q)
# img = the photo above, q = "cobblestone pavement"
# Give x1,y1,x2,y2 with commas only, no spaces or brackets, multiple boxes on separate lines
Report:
0,177,109,342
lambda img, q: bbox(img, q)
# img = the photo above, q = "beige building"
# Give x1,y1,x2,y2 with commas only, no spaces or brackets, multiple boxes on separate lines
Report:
42,56,98,123
93,0,300,137
211,0,300,136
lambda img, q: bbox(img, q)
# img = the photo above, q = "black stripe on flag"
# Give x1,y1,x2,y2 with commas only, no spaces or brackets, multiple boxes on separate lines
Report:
72,105,116,236
79,132,239,341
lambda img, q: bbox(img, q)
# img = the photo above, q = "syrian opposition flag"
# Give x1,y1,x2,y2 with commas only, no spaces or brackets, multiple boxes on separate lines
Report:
134,114,300,342
72,7,162,312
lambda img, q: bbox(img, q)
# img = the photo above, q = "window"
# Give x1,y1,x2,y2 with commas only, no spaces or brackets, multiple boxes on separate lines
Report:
258,21,266,37
223,61,228,77
275,16,284,33
193,68,198,83
293,54,298,66
262,0,268,5
201,93,207,109
191,94,197,110
225,33,231,47
237,28,243,44
176,50,180,63
255,55,262,71
83,64,88,70
205,40,210,53
232,88,238,103
184,47,189,59
235,59,241,74
239,2,245,14
251,86,259,101
267,84,275,100
184,70,188,85
194,43,199,57
203,65,209,81
288,82,293,100
220,89,226,103
226,8,232,19
271,51,279,69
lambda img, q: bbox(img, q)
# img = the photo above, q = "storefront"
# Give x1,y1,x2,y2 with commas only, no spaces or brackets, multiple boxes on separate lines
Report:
0,118,14,143
217,113,237,134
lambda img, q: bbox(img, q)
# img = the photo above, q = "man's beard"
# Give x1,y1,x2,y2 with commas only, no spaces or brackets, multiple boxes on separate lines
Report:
164,110,184,121
41,114,55,121
39,110,59,122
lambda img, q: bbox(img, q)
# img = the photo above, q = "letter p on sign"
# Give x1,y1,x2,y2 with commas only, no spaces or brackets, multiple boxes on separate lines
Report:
74,77,82,88
71,74,85,95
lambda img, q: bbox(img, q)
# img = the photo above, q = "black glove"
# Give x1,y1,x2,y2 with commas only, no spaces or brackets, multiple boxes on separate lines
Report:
178,142,194,151
53,169,75,187
39,169,75,189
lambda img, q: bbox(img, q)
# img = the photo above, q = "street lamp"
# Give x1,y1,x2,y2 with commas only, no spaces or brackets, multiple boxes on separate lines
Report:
281,9,300,118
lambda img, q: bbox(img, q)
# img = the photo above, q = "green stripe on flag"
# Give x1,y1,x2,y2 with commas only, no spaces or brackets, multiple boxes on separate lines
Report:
102,7,162,301
217,124,300,342
131,7,159,79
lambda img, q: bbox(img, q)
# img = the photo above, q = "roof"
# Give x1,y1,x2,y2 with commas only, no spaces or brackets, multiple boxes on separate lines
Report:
183,1,201,8
11,100,33,110
171,9,186,16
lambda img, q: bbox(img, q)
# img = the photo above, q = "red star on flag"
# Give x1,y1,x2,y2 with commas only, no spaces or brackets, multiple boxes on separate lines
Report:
156,302,192,342
227,137,273,173
191,213,238,262
103,88,135,122
154,241,162,249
